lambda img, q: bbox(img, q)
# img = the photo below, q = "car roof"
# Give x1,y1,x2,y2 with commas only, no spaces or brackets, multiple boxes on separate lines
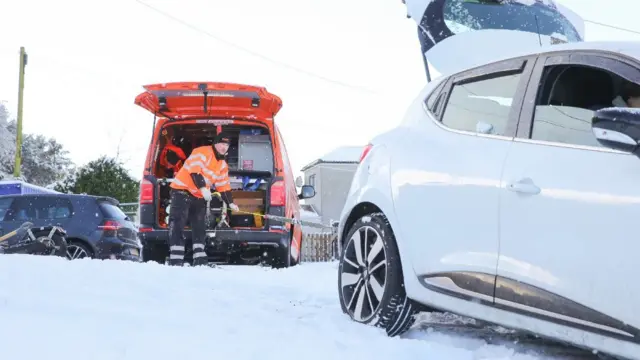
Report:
0,193,119,205
458,41,640,75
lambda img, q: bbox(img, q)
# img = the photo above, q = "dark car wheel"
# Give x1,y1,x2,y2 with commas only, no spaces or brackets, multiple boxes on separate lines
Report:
66,241,92,260
338,212,418,337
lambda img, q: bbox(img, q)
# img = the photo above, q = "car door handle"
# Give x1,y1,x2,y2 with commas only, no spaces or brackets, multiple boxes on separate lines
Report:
506,178,540,195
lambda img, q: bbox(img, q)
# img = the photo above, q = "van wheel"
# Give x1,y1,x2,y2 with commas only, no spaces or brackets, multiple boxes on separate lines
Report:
265,243,291,269
143,245,167,264
290,228,301,266
338,212,418,337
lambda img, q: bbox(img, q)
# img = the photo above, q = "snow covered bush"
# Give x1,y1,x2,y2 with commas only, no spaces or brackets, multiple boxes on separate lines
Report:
0,102,74,186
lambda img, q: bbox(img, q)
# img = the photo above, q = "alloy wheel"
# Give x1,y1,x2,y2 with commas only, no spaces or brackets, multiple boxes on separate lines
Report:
340,225,387,322
66,244,89,260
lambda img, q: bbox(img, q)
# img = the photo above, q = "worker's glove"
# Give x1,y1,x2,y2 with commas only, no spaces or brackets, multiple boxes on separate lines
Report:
229,203,239,212
200,187,212,201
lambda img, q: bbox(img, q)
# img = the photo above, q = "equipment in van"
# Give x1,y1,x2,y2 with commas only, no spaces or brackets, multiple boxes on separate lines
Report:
158,177,329,230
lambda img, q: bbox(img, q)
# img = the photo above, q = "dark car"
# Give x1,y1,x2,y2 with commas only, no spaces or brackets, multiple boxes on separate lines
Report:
0,193,141,261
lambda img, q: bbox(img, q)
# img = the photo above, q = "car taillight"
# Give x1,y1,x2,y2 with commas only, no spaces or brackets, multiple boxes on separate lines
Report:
98,220,121,231
270,180,285,206
140,179,153,204
360,143,373,162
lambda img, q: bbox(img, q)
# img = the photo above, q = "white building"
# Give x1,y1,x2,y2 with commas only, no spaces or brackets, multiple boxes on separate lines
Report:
300,146,362,226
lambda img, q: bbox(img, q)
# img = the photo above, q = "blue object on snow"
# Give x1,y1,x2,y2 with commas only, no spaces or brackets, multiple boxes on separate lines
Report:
0,180,60,196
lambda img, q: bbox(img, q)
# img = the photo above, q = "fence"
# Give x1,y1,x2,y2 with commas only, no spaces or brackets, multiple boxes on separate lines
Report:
301,231,338,262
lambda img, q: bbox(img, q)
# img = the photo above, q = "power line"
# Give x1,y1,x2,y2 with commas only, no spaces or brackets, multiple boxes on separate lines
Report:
584,19,640,36
134,0,380,95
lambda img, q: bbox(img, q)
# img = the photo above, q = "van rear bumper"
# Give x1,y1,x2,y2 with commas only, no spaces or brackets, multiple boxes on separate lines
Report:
138,228,290,255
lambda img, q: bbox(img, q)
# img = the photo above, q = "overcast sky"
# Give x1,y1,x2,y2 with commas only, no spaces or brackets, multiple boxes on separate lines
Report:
1,0,639,179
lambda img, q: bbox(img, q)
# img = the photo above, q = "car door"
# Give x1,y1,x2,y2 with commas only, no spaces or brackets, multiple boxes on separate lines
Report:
498,52,640,338
391,57,535,297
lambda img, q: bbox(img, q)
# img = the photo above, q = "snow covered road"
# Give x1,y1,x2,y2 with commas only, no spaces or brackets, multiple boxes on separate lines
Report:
0,256,601,360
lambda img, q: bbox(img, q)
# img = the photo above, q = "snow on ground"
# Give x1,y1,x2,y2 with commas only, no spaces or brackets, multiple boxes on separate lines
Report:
0,256,581,360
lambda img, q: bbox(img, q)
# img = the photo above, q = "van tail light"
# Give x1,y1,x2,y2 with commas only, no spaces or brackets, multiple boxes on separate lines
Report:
98,220,121,231
360,143,373,162
140,179,154,204
270,180,286,206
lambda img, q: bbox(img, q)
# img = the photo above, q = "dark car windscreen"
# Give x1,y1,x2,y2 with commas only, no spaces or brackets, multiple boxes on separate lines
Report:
443,0,582,42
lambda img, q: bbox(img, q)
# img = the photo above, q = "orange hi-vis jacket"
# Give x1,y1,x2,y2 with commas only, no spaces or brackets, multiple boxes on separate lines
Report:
170,145,232,198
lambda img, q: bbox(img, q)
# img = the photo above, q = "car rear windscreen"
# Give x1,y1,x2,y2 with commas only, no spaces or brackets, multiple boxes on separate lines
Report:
99,202,129,220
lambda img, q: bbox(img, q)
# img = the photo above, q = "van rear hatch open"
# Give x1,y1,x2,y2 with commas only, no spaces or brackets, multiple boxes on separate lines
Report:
134,82,283,120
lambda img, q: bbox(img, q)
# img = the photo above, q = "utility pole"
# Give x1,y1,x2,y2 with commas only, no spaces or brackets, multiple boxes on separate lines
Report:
13,47,27,178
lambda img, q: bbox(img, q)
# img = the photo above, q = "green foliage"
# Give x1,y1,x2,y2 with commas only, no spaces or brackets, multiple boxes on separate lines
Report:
55,156,139,203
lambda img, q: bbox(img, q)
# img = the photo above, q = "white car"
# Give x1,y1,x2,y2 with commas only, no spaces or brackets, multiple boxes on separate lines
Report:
336,3,640,359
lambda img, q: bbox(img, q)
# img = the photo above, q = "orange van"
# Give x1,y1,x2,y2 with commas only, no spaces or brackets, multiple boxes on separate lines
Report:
134,82,316,268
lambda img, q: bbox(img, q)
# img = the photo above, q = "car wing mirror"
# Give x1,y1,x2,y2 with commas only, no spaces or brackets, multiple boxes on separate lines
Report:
298,185,316,200
592,107,640,156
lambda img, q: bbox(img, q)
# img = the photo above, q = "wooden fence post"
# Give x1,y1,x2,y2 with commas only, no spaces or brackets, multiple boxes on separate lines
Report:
301,230,338,262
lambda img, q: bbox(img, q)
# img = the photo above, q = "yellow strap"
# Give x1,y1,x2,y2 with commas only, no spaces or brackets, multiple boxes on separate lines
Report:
0,229,19,243
231,209,263,217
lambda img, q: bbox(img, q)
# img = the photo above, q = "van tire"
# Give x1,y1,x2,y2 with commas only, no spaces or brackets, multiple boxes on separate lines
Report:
266,243,291,269
143,245,167,264
290,228,301,266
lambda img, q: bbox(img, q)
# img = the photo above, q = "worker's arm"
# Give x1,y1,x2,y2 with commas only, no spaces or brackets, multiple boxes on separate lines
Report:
181,149,211,189
214,161,234,205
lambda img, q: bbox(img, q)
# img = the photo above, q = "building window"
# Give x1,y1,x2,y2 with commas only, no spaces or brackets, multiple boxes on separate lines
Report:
308,174,316,187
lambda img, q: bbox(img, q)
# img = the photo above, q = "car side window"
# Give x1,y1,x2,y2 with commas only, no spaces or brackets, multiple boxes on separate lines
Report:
441,72,522,136
0,198,14,221
7,197,73,221
529,64,622,148
49,199,73,219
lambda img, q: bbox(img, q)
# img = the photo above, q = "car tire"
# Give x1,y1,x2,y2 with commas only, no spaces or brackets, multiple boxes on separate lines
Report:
66,240,93,260
338,212,418,337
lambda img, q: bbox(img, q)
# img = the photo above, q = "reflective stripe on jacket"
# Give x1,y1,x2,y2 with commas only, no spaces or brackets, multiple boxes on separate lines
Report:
170,146,232,198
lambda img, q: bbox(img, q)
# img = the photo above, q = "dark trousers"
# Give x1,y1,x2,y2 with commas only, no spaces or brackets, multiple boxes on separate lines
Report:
167,189,207,266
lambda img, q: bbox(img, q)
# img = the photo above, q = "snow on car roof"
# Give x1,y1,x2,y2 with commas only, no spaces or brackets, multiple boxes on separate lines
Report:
473,40,640,71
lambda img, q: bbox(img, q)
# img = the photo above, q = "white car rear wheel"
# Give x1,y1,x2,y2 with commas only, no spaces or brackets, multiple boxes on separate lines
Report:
338,212,417,336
